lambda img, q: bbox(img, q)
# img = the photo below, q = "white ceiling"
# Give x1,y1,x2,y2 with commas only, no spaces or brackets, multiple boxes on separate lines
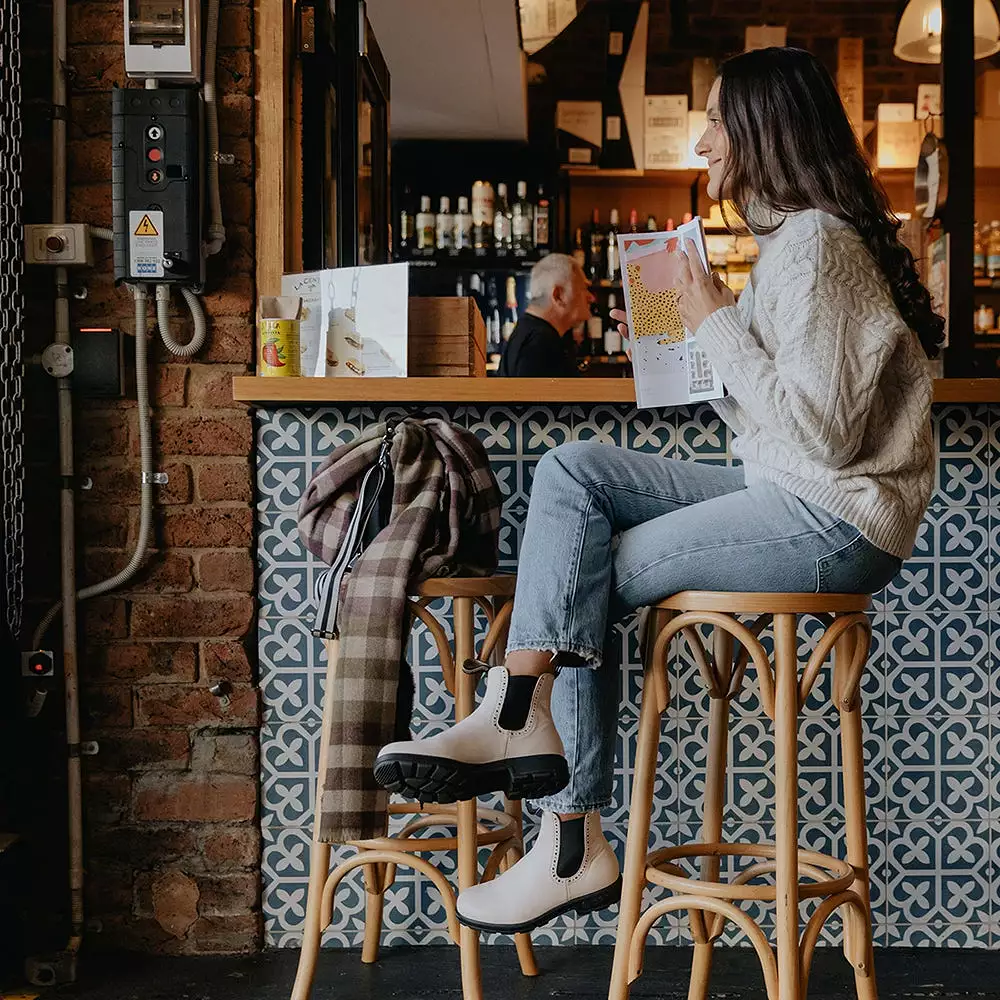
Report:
366,0,527,140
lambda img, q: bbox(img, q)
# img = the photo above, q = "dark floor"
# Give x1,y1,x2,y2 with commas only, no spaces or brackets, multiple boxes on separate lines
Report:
17,947,1000,1000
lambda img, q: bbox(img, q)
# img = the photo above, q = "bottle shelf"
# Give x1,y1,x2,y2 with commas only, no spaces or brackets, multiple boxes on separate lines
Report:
974,277,1000,289
398,251,547,272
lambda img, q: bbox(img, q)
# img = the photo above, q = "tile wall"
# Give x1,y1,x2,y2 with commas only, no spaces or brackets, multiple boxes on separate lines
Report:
258,403,999,950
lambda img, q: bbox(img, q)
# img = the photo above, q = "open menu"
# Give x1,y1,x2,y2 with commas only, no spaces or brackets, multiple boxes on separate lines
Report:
616,217,725,409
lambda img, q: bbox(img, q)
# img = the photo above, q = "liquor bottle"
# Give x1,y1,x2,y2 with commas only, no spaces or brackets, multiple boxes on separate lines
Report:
606,208,621,281
416,195,435,253
398,184,415,255
486,276,502,353
494,183,513,254
628,208,639,233
455,272,465,298
974,222,986,279
646,213,658,232
502,275,519,342
989,221,1000,279
435,196,454,252
533,183,551,251
512,181,533,256
587,208,604,281
472,181,495,251
572,228,586,271
666,217,676,231
453,195,473,252
604,293,622,355
587,302,604,356
469,272,484,318
682,212,693,224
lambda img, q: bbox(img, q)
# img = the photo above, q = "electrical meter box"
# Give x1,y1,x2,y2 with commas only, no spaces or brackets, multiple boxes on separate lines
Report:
124,0,201,82
112,87,203,286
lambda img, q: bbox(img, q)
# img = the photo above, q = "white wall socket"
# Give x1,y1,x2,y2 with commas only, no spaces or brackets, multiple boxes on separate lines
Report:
24,224,95,267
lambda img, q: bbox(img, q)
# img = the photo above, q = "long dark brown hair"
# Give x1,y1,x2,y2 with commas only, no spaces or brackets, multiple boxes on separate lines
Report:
718,47,945,359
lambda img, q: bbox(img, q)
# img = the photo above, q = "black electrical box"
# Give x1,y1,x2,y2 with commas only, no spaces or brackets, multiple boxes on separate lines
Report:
112,87,203,286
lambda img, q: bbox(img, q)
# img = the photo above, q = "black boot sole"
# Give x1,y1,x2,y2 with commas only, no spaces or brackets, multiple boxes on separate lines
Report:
373,752,569,804
456,876,624,934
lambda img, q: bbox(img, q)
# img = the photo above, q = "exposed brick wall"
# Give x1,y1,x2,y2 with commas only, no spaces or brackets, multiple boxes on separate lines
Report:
20,0,259,954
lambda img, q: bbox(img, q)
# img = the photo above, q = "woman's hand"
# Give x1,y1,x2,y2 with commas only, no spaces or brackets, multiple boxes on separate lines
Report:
609,307,632,360
676,251,736,332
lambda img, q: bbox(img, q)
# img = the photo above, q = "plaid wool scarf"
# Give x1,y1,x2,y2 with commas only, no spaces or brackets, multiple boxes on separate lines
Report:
298,417,501,842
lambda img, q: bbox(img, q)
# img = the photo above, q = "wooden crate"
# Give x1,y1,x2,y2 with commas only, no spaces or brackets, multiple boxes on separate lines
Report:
407,297,487,377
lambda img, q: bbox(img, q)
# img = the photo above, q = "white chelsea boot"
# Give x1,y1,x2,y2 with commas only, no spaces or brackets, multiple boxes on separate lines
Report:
374,666,568,803
456,811,622,934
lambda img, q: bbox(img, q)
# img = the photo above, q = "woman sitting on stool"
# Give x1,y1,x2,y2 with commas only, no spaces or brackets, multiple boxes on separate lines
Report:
375,46,942,935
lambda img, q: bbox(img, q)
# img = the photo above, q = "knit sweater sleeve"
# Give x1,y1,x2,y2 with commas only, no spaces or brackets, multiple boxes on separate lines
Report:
693,227,901,470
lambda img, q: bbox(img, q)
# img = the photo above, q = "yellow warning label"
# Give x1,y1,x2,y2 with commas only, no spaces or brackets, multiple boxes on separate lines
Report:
133,214,159,237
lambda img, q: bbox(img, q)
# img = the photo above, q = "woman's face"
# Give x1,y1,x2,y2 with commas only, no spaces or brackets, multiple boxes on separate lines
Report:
695,78,729,203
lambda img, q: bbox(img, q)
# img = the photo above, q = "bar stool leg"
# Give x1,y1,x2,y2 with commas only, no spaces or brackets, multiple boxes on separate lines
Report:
688,629,734,1000
290,638,341,1000
361,862,386,964
501,798,540,977
836,629,878,1000
773,614,803,1000
453,597,484,1000
609,613,668,1000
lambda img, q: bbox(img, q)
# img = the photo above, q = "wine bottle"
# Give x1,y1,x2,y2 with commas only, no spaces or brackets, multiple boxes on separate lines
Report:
572,227,586,271
587,303,603,356
502,275,519,342
587,208,604,281
533,183,551,251
606,208,621,281
604,293,622,355
453,195,473,252
494,183,513,254
472,181,495,251
398,184,415,255
512,181,533,256
435,196,454,252
416,196,435,253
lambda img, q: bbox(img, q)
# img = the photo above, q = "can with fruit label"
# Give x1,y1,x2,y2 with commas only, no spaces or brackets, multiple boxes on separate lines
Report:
258,296,302,376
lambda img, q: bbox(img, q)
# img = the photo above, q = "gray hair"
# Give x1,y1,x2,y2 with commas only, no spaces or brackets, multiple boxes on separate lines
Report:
528,253,581,304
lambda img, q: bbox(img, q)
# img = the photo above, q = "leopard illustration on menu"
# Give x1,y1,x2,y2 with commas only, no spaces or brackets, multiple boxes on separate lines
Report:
617,217,725,409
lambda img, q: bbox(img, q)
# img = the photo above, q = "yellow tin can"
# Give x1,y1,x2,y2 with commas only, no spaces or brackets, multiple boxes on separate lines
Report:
257,296,302,377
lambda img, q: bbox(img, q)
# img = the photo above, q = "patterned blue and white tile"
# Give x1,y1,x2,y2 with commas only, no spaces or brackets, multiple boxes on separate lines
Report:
931,404,990,508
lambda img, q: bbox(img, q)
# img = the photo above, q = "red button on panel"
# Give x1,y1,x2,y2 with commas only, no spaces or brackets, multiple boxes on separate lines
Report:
147,147,163,162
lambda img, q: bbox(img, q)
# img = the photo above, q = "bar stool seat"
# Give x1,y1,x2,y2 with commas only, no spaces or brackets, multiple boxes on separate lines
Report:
290,574,536,1000
610,591,876,1000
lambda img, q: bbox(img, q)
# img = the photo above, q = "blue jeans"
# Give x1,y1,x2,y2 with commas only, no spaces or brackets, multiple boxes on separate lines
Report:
505,441,902,813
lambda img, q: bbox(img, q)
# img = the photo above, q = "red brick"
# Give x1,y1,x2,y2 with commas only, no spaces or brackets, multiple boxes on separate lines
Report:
155,416,252,457
218,94,252,139
220,4,253,48
217,50,252,95
85,863,133,915
68,45,125,91
78,409,128,459
217,224,254,276
68,183,113,224
134,774,256,823
83,773,131,825
156,365,189,406
195,873,258,917
162,508,253,548
197,550,254,592
196,462,253,503
70,93,114,139
136,684,258,728
188,366,250,410
78,501,130,547
191,732,257,774
81,596,128,640
83,461,193,505
201,827,260,869
201,274,255,319
151,870,200,938
89,826,199,867
68,3,127,42
92,729,191,772
188,914,261,954
200,639,254,684
84,549,194,594
83,683,133,729
194,317,256,365
68,136,112,186
219,180,252,227
90,642,198,683
130,596,254,639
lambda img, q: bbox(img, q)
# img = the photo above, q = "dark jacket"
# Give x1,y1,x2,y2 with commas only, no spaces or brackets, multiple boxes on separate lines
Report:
498,312,578,377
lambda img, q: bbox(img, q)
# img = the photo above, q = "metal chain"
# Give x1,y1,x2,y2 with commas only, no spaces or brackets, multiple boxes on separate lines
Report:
0,0,26,645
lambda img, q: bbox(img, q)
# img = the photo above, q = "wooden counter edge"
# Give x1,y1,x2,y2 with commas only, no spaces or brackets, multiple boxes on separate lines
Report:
233,376,1000,405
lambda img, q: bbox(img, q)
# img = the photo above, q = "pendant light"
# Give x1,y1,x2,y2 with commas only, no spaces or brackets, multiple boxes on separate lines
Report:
893,0,1000,63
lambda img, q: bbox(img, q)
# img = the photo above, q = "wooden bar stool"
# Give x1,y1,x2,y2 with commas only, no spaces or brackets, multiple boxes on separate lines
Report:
290,575,537,1000
610,591,876,1000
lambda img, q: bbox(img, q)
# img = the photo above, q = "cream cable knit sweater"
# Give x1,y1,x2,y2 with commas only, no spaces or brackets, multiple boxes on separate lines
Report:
695,209,933,560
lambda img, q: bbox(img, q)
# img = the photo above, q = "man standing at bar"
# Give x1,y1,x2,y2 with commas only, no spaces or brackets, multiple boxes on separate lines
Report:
498,254,594,377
